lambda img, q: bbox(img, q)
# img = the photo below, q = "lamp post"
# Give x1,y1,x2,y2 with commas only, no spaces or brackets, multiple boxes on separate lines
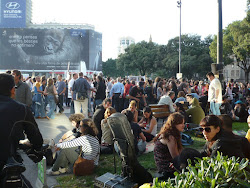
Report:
177,0,182,79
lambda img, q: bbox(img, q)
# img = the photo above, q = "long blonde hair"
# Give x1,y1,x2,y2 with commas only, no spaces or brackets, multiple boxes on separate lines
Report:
47,78,54,87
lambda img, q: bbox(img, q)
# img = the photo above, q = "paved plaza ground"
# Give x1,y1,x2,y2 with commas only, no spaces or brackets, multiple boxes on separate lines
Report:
22,107,72,187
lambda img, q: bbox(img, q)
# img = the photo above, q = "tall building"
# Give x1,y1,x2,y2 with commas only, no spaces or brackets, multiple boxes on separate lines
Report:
0,0,102,75
118,36,135,56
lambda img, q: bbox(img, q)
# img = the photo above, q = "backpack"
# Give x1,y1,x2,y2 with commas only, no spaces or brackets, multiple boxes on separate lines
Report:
181,133,193,146
107,113,153,186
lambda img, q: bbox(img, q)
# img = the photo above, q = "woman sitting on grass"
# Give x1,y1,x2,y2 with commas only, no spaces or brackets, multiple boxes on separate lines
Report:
46,118,100,175
200,115,246,158
138,107,157,142
153,112,185,178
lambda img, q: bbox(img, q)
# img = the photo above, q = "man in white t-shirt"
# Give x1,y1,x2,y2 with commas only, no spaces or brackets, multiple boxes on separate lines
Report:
158,91,176,113
206,72,222,115
68,73,78,114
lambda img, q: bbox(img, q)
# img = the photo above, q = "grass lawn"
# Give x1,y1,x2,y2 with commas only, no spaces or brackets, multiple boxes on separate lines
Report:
55,122,248,187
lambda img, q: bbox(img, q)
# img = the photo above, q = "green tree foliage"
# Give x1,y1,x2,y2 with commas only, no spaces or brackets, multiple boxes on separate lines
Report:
102,58,121,77
209,11,250,82
161,35,212,79
116,41,158,76
103,36,213,79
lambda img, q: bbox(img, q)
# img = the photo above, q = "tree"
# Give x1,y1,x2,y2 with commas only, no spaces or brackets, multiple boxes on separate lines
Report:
160,34,213,79
116,41,159,76
102,58,121,77
209,17,250,82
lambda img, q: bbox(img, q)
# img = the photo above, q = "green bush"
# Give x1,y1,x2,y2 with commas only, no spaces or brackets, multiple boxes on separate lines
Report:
152,152,250,188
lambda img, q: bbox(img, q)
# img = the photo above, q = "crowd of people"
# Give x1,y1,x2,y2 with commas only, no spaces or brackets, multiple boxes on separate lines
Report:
1,69,250,185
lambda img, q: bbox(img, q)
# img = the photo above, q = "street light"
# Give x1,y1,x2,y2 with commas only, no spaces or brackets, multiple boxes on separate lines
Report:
177,0,182,78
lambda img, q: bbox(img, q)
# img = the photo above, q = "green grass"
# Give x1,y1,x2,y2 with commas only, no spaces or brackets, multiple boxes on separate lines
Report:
55,122,248,187
232,122,248,132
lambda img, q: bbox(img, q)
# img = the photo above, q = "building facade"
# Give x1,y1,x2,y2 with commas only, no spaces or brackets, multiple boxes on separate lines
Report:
118,36,135,56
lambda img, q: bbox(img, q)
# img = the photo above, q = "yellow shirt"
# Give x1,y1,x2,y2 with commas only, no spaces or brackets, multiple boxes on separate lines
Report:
246,129,250,143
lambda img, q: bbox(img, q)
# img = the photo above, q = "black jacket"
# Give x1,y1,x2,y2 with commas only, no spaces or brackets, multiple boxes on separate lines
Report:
201,129,247,159
92,104,105,142
0,95,43,165
95,81,106,100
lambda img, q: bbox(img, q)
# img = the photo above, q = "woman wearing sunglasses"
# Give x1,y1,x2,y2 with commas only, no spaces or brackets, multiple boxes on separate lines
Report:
200,115,245,158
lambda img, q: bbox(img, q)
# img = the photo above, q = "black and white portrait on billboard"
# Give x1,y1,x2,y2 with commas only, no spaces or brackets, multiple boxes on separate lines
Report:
0,28,102,71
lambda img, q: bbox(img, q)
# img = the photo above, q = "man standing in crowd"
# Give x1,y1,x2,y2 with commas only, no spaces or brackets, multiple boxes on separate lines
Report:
56,74,66,113
73,72,95,118
106,77,113,98
158,91,176,113
12,70,32,107
0,73,43,186
68,73,78,114
206,72,222,115
92,98,112,142
129,84,147,110
110,78,124,112
178,78,188,94
95,76,106,107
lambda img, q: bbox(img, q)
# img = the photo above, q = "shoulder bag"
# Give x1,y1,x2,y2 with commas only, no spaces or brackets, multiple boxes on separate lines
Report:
73,146,95,176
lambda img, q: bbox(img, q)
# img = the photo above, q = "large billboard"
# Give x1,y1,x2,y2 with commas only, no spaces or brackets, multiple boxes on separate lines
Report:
0,0,26,28
0,28,102,71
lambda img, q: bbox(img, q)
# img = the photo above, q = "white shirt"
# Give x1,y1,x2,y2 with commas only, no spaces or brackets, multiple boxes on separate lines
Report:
208,78,222,103
68,78,76,99
158,95,175,113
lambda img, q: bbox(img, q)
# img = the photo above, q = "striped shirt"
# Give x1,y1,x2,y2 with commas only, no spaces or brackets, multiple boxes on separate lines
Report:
57,135,100,165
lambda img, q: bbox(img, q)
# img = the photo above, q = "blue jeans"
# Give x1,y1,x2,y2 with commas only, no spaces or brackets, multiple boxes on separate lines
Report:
95,99,103,107
47,95,56,119
210,101,221,115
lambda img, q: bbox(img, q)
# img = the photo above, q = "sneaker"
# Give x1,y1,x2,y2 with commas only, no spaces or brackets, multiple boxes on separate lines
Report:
59,167,69,174
46,168,60,176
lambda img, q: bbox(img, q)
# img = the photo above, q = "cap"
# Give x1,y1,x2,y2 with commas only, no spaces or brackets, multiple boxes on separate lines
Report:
235,100,244,105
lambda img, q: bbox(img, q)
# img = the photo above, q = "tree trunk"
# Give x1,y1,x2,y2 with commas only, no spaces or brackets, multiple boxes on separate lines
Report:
245,70,249,83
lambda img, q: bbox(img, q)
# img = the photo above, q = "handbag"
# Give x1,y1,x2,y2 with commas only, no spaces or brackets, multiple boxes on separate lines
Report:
73,146,95,176
53,93,59,104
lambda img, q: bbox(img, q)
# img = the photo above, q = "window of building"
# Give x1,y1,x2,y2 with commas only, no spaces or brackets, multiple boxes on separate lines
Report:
126,40,129,45
236,70,240,77
231,70,235,77
122,40,125,45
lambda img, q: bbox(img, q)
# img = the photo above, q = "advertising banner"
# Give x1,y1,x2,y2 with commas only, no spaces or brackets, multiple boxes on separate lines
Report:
0,28,102,71
0,0,26,28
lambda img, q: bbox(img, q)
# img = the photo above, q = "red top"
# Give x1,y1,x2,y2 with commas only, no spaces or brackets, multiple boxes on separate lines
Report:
124,83,132,97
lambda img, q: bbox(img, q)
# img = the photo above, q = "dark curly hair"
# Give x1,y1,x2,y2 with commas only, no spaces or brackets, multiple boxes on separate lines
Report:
154,112,184,151
69,113,85,128
80,118,99,137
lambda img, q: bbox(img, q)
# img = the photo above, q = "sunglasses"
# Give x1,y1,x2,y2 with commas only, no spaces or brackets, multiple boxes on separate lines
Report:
199,127,211,133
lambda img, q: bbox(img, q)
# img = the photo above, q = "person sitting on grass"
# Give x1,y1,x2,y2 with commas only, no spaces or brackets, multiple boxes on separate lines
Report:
138,107,157,142
218,114,250,159
100,107,116,153
46,118,100,176
200,115,246,159
122,109,146,155
185,94,205,126
58,113,85,143
122,100,139,123
153,112,185,178
232,100,248,122
246,115,250,143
